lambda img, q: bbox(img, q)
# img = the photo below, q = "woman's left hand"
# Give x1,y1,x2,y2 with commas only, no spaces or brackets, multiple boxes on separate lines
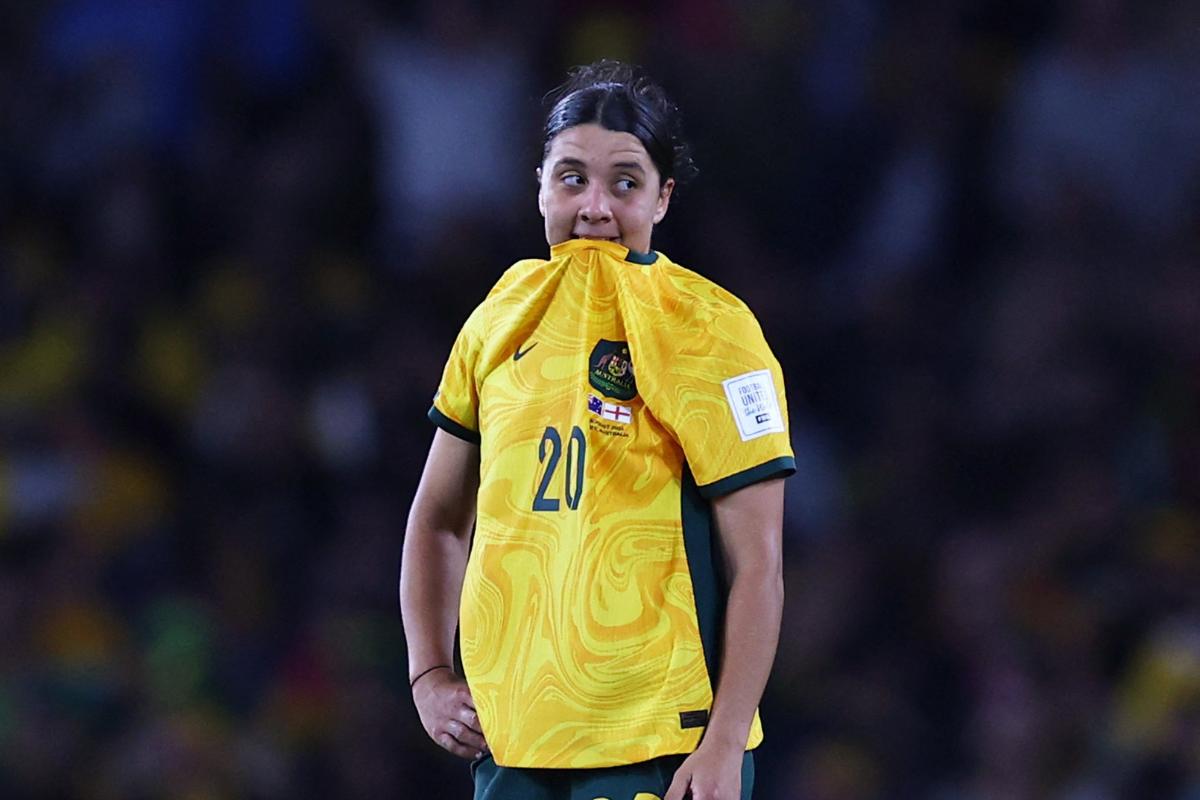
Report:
664,741,743,800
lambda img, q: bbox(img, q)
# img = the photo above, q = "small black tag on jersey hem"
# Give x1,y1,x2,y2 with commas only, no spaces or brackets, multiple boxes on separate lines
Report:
679,710,709,729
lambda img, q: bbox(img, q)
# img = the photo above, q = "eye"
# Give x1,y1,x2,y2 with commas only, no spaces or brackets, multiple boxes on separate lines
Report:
615,178,637,193
562,173,585,188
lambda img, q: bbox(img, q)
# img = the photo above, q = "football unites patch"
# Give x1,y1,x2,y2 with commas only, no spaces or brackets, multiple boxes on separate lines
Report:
588,340,637,401
722,369,784,441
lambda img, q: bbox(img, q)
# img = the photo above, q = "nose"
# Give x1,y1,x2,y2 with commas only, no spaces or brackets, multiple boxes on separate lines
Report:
578,183,612,224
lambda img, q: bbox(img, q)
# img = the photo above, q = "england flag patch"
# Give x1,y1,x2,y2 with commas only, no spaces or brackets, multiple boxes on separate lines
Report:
588,394,632,424
722,370,784,441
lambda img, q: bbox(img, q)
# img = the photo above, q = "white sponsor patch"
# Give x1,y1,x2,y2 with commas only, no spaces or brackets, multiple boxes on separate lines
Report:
722,370,784,441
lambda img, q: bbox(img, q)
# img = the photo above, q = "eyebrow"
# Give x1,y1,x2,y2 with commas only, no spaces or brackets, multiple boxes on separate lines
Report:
552,157,588,171
552,157,647,174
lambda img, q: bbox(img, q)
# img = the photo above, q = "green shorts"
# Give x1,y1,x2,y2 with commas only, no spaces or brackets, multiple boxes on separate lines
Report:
471,751,755,800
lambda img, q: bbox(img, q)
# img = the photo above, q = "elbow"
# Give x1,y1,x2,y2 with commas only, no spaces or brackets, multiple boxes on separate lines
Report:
730,557,784,607
765,553,786,605
406,497,473,545
767,568,784,610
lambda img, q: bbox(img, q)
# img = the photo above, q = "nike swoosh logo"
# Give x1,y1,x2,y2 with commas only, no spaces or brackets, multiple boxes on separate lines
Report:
513,342,537,361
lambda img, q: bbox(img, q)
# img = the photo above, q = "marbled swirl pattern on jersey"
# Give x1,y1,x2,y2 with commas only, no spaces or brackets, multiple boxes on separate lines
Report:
433,240,791,769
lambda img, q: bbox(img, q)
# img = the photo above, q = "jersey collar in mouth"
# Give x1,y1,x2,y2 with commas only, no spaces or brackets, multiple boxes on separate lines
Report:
551,238,659,264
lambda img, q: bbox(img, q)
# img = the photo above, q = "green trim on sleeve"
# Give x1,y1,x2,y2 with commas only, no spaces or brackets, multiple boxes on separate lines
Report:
428,405,481,445
696,456,796,499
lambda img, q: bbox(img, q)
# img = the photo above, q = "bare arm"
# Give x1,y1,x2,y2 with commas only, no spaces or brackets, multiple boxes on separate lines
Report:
703,477,786,749
667,477,786,800
400,428,488,759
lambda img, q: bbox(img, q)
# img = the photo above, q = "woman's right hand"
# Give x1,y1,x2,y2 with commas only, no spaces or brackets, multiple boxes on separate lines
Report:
411,668,490,760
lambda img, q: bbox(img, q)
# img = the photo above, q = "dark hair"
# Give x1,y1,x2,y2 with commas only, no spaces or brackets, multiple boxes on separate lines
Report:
542,60,698,187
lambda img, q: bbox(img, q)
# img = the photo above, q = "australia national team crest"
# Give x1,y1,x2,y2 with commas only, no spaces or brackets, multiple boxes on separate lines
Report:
588,340,637,401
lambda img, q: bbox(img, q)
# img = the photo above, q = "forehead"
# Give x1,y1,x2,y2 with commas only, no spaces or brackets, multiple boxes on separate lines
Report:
544,123,653,169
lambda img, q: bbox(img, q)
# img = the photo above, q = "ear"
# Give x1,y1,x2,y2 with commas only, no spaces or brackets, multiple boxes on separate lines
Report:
652,178,675,224
536,167,545,218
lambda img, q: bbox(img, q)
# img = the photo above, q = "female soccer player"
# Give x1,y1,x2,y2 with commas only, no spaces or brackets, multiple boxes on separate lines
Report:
401,61,795,800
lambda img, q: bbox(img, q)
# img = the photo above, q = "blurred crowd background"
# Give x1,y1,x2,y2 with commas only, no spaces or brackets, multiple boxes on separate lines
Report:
1,0,1198,797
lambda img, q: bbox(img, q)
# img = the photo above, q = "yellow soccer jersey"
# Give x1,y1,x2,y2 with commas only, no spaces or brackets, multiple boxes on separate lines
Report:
429,238,795,769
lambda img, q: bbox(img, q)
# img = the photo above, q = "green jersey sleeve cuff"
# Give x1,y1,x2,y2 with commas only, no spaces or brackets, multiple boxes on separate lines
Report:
428,405,481,445
696,456,796,499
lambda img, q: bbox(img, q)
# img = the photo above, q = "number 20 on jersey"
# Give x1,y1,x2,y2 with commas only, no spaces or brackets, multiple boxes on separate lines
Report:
532,425,586,511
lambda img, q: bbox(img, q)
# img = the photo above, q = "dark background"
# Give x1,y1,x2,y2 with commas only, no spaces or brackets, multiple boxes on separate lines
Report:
1,0,1198,797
